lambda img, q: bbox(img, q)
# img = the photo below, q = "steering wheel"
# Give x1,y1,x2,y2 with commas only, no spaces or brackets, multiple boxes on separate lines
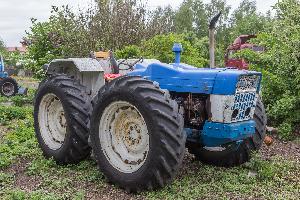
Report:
118,57,144,71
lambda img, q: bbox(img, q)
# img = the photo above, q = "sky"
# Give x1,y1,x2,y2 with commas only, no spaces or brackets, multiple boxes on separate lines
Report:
0,0,277,47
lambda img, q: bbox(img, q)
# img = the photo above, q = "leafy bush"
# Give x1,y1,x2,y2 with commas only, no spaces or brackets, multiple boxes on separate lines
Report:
0,114,36,168
116,33,209,67
115,45,141,59
0,106,32,125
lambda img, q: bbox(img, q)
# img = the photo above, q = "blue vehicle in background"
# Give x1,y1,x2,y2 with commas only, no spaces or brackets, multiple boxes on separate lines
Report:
0,55,27,97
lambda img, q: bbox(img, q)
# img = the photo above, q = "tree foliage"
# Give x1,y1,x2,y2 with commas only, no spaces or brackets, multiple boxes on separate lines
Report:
0,38,6,54
233,0,300,139
116,33,208,67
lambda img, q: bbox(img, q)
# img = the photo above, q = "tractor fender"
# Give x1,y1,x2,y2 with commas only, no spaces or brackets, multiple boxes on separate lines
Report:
47,58,107,97
47,58,105,74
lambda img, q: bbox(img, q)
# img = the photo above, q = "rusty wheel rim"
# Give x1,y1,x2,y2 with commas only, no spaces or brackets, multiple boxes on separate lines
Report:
99,101,149,173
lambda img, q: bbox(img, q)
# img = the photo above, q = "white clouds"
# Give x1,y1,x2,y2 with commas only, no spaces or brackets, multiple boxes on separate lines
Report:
0,0,92,46
0,0,277,47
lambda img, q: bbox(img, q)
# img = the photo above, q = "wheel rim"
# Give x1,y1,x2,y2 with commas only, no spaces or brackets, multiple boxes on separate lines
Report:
2,82,15,96
99,101,149,173
38,93,67,150
204,146,226,151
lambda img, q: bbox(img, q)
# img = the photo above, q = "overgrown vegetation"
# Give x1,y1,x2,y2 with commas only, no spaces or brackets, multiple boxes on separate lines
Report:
0,106,32,125
233,0,300,139
116,33,209,67
18,0,273,77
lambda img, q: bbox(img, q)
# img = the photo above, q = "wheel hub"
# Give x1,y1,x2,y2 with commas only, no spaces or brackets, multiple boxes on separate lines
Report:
38,93,66,150
2,82,14,96
123,122,142,151
99,101,149,173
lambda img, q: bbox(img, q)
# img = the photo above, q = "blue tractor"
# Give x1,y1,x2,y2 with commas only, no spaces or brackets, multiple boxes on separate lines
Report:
0,55,27,97
34,13,266,193
34,45,267,192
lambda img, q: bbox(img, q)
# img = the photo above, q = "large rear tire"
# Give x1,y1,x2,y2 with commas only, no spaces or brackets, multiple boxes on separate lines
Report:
0,77,18,97
187,97,267,167
34,75,91,164
90,76,186,192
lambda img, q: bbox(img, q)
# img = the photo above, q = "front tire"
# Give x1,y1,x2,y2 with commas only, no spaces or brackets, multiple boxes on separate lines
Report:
0,77,18,97
188,97,267,167
90,76,186,192
34,75,91,164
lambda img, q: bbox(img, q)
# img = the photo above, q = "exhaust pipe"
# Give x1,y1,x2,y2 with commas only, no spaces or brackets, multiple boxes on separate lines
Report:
209,12,222,68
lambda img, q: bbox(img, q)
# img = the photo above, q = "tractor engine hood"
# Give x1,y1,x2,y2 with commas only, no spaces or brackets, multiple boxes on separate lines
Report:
127,62,262,95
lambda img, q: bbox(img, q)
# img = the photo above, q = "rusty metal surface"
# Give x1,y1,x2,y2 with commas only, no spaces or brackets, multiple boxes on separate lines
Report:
99,101,149,173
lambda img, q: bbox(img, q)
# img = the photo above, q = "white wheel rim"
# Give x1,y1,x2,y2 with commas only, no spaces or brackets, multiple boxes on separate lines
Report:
2,82,14,96
204,146,226,151
38,93,67,150
99,101,149,173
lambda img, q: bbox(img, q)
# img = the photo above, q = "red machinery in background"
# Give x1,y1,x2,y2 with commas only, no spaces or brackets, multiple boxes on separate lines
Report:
225,35,264,70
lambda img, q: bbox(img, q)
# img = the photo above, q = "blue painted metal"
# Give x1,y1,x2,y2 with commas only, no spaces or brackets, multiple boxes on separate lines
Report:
185,121,256,147
128,62,261,95
172,43,183,64
0,55,4,72
0,55,8,79
0,72,8,78
201,120,256,146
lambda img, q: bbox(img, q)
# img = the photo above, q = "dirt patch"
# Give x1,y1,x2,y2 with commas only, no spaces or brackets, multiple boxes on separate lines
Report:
0,102,14,106
3,157,143,199
14,173,43,192
260,137,300,161
4,158,43,192
0,125,9,141
83,184,144,200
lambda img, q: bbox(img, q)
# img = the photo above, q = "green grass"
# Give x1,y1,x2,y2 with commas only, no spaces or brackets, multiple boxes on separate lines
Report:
145,157,300,200
0,102,299,199
0,107,105,199
0,88,35,107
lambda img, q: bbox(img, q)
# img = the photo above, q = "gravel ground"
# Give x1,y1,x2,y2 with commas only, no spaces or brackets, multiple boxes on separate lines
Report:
260,137,300,161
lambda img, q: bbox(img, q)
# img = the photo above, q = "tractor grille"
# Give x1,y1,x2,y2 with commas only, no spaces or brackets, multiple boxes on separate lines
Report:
236,75,260,93
231,75,260,122
230,92,257,122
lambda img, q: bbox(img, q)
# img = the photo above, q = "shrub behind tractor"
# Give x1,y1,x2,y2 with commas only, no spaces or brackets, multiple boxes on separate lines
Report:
33,14,267,192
